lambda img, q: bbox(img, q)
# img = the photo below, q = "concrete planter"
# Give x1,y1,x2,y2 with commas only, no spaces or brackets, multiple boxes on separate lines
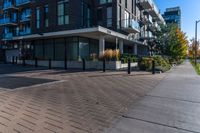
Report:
16,60,138,70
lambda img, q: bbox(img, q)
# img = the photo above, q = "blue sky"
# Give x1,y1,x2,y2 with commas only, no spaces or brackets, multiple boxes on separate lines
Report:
154,0,200,40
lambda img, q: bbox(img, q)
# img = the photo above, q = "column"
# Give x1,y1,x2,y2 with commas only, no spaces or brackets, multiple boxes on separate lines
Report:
119,39,124,54
99,36,105,57
134,44,138,55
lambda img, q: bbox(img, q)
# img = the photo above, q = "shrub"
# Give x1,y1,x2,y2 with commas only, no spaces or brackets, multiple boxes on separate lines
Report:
138,56,171,72
102,49,120,61
138,57,153,71
121,54,137,63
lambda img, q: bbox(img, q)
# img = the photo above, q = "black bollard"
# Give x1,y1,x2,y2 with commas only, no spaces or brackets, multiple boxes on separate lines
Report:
128,58,131,74
152,60,155,75
12,56,15,64
49,59,52,69
15,57,18,64
64,57,67,70
103,59,106,72
23,58,25,66
82,58,85,71
35,58,38,68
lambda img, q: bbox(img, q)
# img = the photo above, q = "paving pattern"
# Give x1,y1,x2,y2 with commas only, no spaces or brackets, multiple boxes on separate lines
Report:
109,61,200,133
0,64,165,133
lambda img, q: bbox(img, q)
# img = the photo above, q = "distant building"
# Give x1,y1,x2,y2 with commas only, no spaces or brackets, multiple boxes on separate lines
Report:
162,7,181,29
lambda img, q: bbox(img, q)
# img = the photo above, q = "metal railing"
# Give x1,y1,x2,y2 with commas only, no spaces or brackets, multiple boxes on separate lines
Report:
0,18,17,25
16,0,31,6
3,33,13,39
121,19,140,31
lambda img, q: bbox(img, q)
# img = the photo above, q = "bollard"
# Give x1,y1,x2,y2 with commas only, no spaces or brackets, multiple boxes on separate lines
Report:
128,58,131,74
35,58,38,68
12,56,15,64
103,59,106,72
15,57,18,64
82,58,85,71
49,59,52,69
64,57,67,70
152,60,155,75
23,58,26,66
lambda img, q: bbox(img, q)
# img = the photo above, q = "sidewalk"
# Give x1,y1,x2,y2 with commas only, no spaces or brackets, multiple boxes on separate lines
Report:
108,60,200,133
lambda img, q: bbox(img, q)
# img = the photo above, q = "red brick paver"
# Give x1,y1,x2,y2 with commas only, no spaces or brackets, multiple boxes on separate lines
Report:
0,69,165,133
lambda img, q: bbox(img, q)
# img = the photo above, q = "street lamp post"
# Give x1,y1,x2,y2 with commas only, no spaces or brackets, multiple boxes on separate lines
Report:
195,20,200,65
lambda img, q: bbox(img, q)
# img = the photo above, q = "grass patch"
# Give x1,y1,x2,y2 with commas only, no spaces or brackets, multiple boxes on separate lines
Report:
190,59,200,75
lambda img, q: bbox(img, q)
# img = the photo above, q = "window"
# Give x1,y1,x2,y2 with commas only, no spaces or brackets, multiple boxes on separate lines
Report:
124,10,130,28
99,0,112,4
107,7,112,27
36,7,40,29
117,5,121,29
81,1,92,27
57,0,69,25
44,5,49,27
125,0,127,8
97,8,103,25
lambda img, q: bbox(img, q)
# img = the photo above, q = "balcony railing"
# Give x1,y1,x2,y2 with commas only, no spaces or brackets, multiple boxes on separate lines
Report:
20,11,31,22
19,28,31,35
121,19,140,33
3,33,13,40
16,0,31,6
141,31,155,39
137,0,154,10
0,18,17,25
3,1,14,9
148,4,160,18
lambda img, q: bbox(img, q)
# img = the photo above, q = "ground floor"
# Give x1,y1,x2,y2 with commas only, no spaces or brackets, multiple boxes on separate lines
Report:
2,26,149,62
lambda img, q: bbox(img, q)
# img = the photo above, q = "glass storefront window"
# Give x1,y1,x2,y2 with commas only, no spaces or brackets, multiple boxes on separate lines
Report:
79,38,89,60
35,40,43,59
90,39,99,61
67,37,78,61
55,38,65,60
44,39,54,60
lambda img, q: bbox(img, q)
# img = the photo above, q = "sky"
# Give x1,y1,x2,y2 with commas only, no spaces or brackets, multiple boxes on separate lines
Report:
154,0,200,40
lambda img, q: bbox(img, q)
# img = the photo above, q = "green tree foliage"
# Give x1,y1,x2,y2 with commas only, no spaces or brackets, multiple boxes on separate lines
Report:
155,24,188,60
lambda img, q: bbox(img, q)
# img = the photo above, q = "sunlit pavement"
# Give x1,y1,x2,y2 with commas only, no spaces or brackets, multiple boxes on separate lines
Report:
109,61,200,133
0,64,164,133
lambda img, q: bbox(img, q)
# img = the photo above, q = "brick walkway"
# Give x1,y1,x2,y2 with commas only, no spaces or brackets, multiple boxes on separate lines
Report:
0,64,165,133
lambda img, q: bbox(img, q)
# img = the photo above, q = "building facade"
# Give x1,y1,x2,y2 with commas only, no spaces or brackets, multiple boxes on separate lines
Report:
162,7,181,29
0,0,165,62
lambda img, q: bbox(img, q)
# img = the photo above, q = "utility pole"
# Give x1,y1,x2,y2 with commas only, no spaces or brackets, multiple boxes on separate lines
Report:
195,20,200,65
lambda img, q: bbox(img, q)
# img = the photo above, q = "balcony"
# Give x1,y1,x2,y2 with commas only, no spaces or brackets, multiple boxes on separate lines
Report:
137,0,154,10
148,22,158,32
148,4,159,18
140,31,155,40
140,15,149,25
121,19,140,33
0,18,17,26
16,0,31,6
3,1,18,10
19,28,31,35
20,11,31,22
3,33,13,40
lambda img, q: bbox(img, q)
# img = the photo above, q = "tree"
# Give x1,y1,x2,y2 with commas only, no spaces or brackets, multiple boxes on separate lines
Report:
188,38,199,58
155,24,188,60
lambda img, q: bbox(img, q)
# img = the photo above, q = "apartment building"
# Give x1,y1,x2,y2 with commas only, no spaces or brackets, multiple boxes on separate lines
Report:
162,7,181,29
0,0,165,62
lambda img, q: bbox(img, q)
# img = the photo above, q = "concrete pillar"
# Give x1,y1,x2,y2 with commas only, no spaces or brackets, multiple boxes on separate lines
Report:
134,44,138,55
115,38,118,50
99,36,105,57
119,39,124,54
